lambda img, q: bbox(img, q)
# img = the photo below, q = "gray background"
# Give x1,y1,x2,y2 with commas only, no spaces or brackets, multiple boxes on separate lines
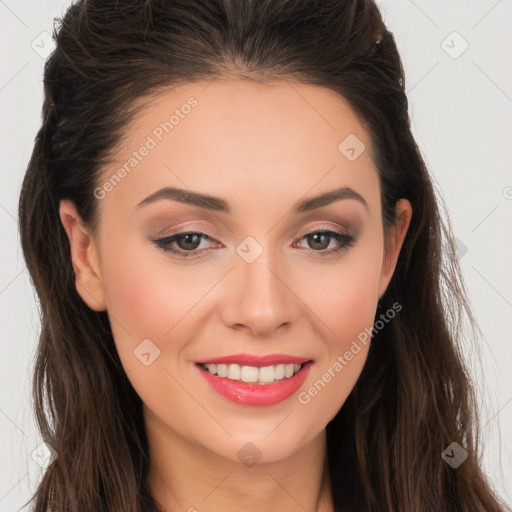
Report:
1,0,511,509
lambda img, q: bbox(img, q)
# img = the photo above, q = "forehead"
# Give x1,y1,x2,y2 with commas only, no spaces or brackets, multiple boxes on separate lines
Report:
99,79,380,218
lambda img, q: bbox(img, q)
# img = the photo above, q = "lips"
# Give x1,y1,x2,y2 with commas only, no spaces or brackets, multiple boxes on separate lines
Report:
196,353,312,367
196,360,314,406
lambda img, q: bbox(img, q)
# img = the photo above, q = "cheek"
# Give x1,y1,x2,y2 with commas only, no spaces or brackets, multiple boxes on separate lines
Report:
304,244,382,345
294,246,381,420
98,240,213,424
98,234,207,370
101,223,217,328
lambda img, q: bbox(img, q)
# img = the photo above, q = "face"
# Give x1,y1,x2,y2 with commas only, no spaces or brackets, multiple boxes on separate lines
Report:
60,79,411,464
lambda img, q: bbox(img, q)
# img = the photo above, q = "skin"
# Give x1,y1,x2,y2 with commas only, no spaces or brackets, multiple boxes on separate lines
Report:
59,79,412,512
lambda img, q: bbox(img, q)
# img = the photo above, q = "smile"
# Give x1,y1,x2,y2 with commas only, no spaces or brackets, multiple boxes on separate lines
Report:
196,360,314,406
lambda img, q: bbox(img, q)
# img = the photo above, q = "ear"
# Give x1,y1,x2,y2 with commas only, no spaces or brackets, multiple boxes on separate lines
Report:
377,198,412,299
59,199,106,311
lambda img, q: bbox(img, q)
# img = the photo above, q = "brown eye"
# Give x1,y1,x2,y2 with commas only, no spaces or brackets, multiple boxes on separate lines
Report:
153,232,217,258
296,230,356,255
305,232,332,251
174,233,203,251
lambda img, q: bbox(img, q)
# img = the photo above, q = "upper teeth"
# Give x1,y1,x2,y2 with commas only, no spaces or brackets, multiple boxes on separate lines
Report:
202,363,302,384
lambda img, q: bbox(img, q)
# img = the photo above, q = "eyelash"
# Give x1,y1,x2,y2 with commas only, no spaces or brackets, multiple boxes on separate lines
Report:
152,228,356,259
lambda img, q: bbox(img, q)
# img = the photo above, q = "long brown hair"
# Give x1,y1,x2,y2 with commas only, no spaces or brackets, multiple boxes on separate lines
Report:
18,0,509,510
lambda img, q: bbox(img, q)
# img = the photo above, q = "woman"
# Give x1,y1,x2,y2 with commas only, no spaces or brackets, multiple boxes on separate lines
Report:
18,0,509,510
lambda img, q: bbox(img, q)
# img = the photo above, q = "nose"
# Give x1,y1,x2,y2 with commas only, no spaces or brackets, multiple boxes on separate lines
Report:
220,252,298,337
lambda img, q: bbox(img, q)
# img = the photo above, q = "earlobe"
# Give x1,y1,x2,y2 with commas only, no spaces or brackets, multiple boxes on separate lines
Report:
59,199,106,312
377,199,413,299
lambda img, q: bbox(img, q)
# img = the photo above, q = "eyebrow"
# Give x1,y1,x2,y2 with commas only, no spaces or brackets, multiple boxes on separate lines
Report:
136,185,368,214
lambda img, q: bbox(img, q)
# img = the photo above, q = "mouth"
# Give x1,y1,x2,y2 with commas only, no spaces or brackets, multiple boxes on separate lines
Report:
196,361,310,385
195,359,314,406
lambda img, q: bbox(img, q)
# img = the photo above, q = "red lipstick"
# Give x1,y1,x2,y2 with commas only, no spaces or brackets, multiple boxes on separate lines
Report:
195,354,314,406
